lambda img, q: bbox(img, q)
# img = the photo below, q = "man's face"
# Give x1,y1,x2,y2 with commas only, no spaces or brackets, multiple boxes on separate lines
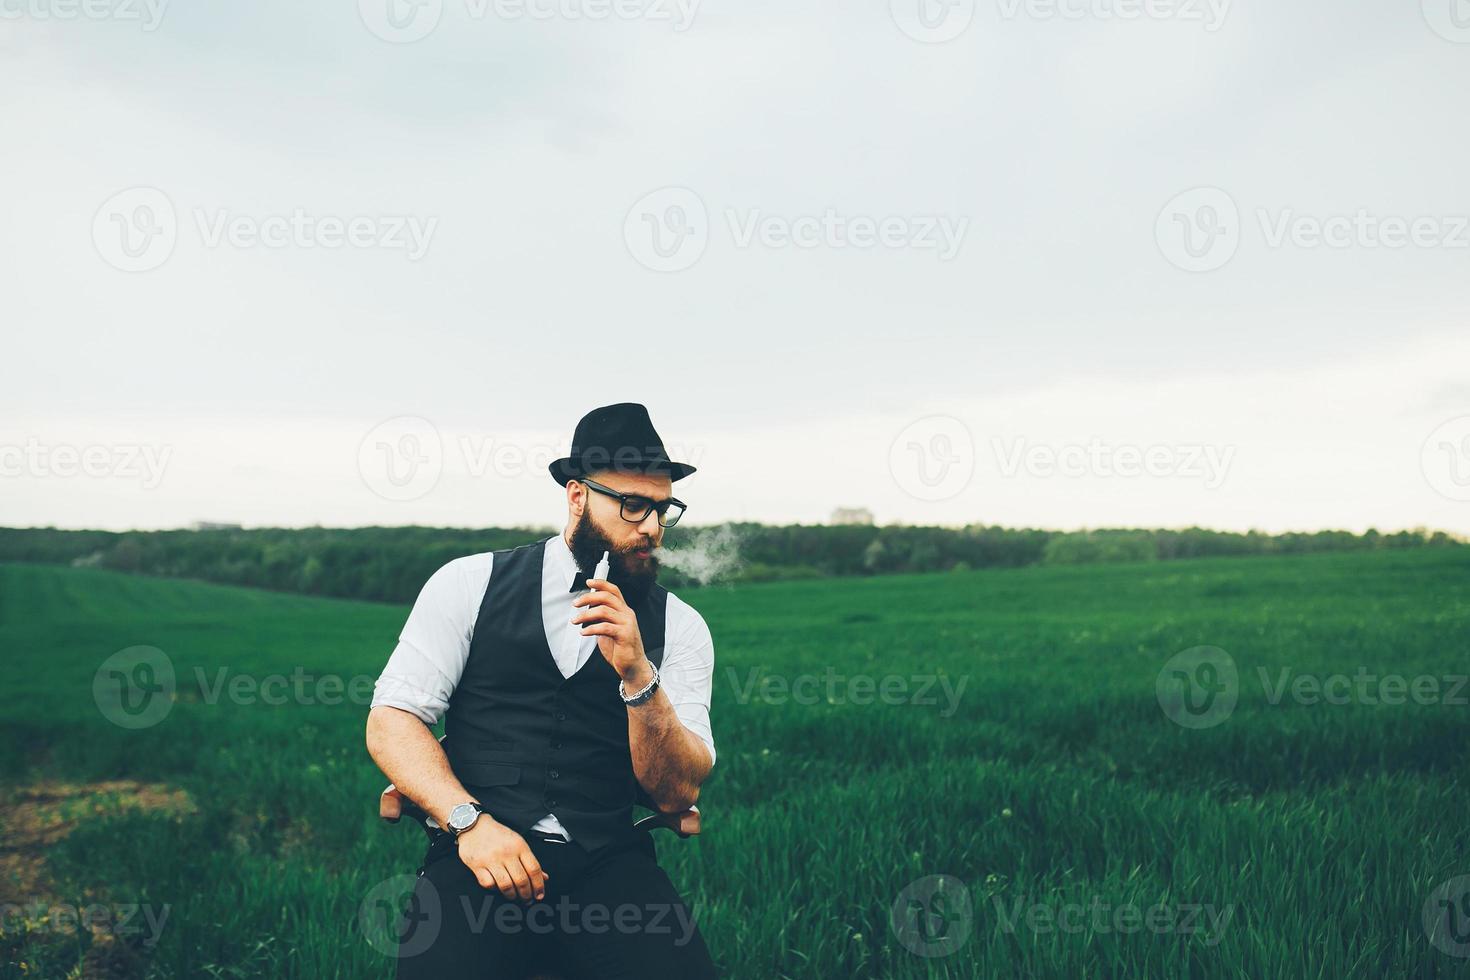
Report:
567,469,674,591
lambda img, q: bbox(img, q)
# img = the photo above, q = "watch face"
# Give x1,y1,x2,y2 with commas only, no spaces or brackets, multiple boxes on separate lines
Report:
448,803,478,831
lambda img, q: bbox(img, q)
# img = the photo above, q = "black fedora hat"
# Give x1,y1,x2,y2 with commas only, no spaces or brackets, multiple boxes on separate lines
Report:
548,403,697,487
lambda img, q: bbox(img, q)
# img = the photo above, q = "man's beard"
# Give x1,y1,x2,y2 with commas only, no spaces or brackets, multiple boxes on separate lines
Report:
568,508,659,607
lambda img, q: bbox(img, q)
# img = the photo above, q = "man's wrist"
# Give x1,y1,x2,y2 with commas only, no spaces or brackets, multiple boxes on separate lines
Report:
619,660,661,706
619,657,655,688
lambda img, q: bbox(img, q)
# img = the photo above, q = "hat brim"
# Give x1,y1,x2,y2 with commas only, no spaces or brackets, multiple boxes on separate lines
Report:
549,457,697,487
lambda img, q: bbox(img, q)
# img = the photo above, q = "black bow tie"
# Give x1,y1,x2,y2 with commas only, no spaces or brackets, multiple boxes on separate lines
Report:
569,571,591,594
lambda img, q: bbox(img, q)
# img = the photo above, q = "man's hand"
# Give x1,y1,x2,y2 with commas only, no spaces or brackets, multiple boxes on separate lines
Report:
455,817,549,905
571,578,647,680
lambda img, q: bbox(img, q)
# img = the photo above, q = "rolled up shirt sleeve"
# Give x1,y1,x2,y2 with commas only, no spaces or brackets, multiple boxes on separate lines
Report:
662,594,717,769
370,554,490,727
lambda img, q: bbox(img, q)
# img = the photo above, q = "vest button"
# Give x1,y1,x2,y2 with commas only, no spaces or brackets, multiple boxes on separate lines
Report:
551,741,562,750
546,798,558,807
556,712,566,721
549,769,560,779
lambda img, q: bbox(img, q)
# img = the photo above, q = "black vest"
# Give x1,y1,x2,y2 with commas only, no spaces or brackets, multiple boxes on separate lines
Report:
444,538,668,854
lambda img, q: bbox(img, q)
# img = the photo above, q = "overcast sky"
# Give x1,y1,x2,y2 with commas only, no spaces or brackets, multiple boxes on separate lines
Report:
3,0,1469,533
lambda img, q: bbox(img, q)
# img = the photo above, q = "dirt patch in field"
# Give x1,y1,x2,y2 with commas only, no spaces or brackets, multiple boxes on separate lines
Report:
0,779,197,978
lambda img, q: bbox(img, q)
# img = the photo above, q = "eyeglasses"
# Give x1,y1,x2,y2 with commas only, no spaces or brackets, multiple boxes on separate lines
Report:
578,478,687,528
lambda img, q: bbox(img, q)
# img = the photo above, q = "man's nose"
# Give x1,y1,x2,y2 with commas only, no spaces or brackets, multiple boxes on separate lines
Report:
636,511,661,537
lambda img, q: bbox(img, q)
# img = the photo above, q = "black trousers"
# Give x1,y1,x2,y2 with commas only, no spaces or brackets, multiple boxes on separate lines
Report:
393,827,719,979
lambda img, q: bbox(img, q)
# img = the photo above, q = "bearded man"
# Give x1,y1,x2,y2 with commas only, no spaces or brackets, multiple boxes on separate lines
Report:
367,402,719,978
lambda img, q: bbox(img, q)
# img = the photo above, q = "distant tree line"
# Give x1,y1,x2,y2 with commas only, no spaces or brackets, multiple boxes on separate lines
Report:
0,525,541,604
0,523,1458,605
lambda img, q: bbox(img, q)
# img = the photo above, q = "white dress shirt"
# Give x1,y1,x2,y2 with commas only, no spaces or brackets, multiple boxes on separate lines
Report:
371,532,716,841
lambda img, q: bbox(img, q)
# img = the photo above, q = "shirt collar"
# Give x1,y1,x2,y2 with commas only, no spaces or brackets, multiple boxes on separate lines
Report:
546,531,579,577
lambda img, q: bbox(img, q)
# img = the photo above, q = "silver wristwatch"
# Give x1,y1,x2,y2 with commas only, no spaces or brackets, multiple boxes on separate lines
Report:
446,801,486,838
618,661,661,706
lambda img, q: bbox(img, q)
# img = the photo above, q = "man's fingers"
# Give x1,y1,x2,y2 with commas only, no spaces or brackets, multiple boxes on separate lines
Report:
571,608,630,628
472,866,498,891
585,577,624,599
571,591,624,610
517,852,548,900
507,864,534,903
488,865,517,901
579,623,619,637
570,605,616,624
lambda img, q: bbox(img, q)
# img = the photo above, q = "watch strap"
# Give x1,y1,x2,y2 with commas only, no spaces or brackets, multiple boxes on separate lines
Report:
619,662,661,706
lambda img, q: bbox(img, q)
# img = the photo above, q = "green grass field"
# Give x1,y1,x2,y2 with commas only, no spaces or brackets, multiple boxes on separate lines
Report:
2,549,1469,978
